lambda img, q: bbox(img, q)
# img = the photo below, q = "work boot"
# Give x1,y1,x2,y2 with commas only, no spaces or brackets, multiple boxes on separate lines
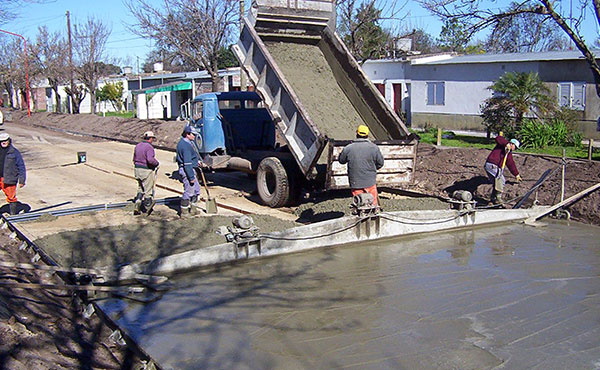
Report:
495,192,505,208
9,202,18,216
143,197,156,215
190,195,199,214
180,198,191,217
133,192,143,215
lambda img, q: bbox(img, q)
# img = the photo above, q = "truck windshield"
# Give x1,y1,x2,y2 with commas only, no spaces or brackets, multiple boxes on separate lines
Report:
192,101,203,120
218,100,264,110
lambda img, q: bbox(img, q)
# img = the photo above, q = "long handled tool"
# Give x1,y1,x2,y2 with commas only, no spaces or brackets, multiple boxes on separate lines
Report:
197,166,218,214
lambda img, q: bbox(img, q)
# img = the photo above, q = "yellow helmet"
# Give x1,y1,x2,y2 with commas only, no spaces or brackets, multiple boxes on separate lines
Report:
356,125,369,137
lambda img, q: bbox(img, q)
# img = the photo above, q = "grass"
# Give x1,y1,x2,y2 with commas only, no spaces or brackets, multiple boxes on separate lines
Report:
413,129,600,161
96,111,134,118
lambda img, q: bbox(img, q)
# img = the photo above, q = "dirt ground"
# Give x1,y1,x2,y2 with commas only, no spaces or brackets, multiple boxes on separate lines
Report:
411,144,600,225
0,228,143,369
10,109,600,225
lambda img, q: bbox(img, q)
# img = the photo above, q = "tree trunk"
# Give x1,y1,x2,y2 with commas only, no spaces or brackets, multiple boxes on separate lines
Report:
90,91,96,114
52,86,61,113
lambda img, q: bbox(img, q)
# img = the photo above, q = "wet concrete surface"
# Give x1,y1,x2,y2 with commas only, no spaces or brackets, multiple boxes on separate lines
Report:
99,220,600,369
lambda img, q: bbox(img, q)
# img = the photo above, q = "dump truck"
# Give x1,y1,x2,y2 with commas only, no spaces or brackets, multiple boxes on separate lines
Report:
190,0,418,207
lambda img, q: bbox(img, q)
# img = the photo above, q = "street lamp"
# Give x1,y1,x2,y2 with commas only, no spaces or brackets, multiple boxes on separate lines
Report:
0,29,31,117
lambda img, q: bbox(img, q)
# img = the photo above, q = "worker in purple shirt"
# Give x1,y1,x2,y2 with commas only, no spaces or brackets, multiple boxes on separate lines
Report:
133,131,160,214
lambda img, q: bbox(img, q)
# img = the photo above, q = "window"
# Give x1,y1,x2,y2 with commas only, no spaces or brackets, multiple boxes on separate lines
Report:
192,101,203,120
558,82,586,110
426,82,445,105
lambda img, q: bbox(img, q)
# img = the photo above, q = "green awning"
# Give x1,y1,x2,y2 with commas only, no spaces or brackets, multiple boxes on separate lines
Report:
137,81,192,94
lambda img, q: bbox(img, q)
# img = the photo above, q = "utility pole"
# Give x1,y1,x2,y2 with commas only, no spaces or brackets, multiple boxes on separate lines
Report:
66,11,74,114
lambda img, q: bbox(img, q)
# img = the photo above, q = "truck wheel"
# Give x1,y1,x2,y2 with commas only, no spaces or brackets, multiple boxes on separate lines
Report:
257,157,290,207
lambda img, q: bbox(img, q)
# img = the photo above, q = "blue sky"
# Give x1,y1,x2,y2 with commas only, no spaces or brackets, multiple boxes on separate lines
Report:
1,0,598,71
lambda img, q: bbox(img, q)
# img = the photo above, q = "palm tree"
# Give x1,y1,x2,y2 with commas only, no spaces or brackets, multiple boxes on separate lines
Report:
481,72,554,135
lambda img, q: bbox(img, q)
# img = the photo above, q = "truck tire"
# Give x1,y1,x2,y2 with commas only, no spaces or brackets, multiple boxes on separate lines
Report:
257,157,290,207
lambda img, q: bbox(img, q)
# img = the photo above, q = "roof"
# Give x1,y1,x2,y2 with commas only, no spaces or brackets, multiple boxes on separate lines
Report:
193,91,262,102
127,67,241,82
421,49,599,65
133,81,192,95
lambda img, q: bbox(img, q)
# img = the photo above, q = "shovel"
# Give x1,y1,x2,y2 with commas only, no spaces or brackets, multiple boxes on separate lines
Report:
197,166,218,214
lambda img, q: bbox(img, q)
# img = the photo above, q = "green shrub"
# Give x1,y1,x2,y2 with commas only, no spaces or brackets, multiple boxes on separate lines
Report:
518,119,550,148
568,131,583,148
548,119,569,146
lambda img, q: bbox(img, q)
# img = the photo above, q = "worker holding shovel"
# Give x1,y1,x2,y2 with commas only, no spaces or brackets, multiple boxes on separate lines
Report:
176,126,202,216
484,134,522,206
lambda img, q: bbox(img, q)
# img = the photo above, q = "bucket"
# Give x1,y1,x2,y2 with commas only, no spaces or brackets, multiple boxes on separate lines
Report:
77,152,87,163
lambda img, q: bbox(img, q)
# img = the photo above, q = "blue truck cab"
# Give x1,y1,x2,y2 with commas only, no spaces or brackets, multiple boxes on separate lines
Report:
189,91,277,155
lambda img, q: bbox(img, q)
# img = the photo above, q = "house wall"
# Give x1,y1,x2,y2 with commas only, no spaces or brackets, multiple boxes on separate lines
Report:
364,58,600,138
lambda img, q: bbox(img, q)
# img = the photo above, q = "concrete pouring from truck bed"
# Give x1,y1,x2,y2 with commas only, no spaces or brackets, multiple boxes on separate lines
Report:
97,220,600,369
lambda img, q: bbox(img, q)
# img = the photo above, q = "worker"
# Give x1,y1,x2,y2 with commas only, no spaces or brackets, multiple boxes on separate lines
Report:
484,134,522,205
339,124,384,207
176,126,201,216
0,133,26,215
133,130,160,215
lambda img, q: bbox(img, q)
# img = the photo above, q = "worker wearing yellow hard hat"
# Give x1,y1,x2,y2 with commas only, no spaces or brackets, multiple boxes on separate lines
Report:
356,124,369,137
339,124,384,207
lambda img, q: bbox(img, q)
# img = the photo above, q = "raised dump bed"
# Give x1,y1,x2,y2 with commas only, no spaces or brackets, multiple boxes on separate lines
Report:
232,0,417,193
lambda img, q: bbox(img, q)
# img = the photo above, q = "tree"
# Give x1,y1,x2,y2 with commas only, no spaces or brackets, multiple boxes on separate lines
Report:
71,16,111,114
126,0,239,91
417,0,600,97
437,19,471,52
96,81,124,111
0,36,31,110
485,3,568,53
0,1,48,24
397,28,439,54
481,72,554,135
338,0,391,61
32,26,69,112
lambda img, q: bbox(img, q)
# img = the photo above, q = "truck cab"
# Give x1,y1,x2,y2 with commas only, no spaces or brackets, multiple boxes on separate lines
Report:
189,91,277,156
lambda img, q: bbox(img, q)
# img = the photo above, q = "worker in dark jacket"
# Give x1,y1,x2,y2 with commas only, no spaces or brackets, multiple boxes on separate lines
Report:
339,125,384,206
176,126,201,215
133,130,160,215
0,133,26,215
484,135,522,205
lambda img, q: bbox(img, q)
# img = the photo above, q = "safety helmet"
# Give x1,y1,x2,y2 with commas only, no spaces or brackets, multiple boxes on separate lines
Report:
510,138,520,149
356,125,369,137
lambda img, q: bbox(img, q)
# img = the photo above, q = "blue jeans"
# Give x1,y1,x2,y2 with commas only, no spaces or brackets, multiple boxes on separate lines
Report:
179,168,201,200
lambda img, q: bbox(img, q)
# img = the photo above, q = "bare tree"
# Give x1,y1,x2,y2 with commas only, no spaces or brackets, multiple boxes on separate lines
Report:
126,0,239,91
417,0,600,97
0,0,48,24
337,0,408,61
33,26,69,112
71,16,111,114
0,36,31,110
485,3,568,53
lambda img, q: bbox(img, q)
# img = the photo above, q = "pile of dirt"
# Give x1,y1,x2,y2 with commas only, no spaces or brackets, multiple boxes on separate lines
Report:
34,214,298,269
265,41,362,140
410,144,600,225
0,229,137,369
11,110,184,149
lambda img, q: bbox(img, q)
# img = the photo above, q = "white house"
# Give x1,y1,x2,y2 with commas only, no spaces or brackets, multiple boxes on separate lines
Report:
363,50,600,138
130,67,242,120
